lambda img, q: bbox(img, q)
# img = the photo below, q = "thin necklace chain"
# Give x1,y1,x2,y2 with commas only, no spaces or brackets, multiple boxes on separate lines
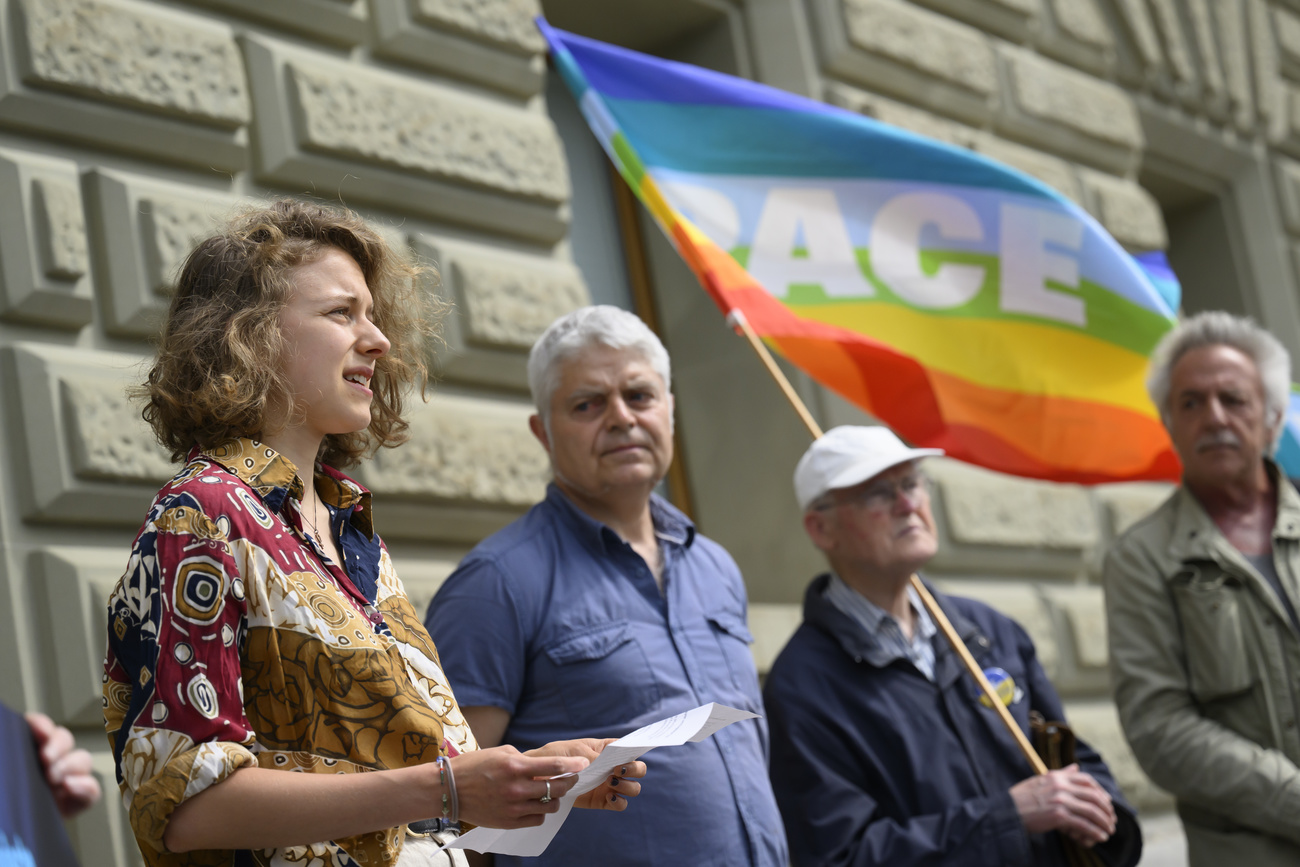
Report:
301,491,327,547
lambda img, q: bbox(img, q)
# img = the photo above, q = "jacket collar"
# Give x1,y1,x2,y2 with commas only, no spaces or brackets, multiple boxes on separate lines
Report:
198,438,373,536
1168,459,1300,562
1165,459,1300,626
802,572,985,684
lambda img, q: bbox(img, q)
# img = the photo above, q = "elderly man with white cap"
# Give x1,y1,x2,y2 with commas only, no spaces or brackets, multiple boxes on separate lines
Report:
763,426,1142,867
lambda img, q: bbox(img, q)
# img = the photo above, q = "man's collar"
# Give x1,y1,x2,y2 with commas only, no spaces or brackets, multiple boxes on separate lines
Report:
1170,458,1300,560
825,572,932,633
806,573,973,671
545,482,694,553
1275,460,1300,539
198,438,372,533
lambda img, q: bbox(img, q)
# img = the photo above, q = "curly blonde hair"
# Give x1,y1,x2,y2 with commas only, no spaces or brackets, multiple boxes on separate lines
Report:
140,199,434,469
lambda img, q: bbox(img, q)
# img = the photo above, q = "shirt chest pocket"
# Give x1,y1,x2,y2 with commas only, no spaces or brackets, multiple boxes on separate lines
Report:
704,611,758,693
1171,565,1256,703
543,621,662,728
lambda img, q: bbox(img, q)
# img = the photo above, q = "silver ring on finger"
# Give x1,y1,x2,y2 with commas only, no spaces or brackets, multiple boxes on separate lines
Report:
539,780,552,804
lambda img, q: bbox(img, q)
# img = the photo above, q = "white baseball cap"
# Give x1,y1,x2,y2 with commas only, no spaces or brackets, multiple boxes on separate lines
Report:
794,426,943,511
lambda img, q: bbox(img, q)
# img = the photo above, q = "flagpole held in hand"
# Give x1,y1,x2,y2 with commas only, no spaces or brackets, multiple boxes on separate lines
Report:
725,308,1049,777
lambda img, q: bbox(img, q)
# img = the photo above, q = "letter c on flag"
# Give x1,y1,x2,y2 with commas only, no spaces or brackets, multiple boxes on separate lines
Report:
870,192,986,309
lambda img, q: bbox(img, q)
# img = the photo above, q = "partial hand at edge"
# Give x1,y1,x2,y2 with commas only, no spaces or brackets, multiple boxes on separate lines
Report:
24,711,102,819
525,738,647,811
1010,764,1117,847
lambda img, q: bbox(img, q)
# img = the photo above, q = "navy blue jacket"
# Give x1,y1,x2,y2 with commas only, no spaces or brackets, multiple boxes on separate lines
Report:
764,575,1141,867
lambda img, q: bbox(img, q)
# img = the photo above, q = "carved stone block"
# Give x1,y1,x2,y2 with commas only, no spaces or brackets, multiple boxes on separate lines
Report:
931,459,1100,550
387,555,458,626
1183,0,1229,122
971,133,1083,203
1276,158,1300,235
1042,584,1109,675
0,149,93,329
371,0,544,96
1280,7,1300,84
62,748,142,867
935,579,1060,679
34,177,87,280
1269,84,1300,160
1095,483,1173,538
812,0,999,126
177,0,368,47
5,343,171,525
747,602,803,676
362,396,546,505
1079,170,1168,251
1050,0,1112,49
32,547,123,725
352,393,549,542
1290,242,1300,295
63,378,176,483
1146,0,1198,94
840,0,998,94
1038,0,1114,77
1215,0,1256,131
413,0,544,52
19,0,249,126
289,66,564,201
0,0,248,170
1065,701,1174,810
1250,0,1281,128
996,46,1142,175
455,259,588,350
84,168,240,339
906,0,1038,45
412,234,589,391
243,33,568,243
1111,0,1163,73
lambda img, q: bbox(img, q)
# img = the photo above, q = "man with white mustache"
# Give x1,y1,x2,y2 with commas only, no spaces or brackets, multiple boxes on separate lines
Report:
425,306,786,867
1105,311,1300,865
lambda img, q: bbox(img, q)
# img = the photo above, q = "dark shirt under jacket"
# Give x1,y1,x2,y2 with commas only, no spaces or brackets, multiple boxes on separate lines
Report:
765,574,1142,867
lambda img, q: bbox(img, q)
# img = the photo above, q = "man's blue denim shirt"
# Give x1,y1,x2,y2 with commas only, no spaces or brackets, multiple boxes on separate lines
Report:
426,483,787,867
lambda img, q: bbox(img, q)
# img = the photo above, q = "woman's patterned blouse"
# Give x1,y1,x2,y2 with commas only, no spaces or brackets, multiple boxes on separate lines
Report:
103,439,478,867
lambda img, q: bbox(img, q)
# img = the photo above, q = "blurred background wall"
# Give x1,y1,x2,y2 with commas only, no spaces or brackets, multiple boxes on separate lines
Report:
2,0,1294,862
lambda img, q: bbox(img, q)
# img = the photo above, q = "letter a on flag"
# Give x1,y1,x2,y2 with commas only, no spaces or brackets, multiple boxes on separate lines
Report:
540,19,1185,484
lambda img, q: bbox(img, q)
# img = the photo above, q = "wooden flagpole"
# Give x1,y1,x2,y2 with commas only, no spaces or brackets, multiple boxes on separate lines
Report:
725,310,1049,776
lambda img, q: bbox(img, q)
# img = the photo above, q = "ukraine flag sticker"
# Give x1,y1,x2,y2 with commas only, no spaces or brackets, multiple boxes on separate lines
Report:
978,667,1021,708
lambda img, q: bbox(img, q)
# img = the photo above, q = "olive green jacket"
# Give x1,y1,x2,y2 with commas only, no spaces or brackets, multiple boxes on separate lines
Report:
1104,471,1300,866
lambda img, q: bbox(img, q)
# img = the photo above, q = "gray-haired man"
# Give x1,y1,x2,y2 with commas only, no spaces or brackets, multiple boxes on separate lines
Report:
1105,310,1300,864
426,306,786,867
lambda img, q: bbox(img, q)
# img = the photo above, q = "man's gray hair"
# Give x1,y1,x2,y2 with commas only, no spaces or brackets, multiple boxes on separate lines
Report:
527,305,672,419
1147,310,1291,443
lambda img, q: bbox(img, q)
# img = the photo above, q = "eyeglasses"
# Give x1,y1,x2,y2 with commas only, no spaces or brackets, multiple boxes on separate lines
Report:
815,473,931,513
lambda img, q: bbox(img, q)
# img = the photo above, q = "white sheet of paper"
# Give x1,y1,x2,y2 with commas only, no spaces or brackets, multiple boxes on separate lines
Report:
446,702,758,857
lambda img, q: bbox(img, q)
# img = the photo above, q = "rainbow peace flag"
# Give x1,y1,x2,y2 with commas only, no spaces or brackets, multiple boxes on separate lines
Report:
540,21,1184,484
1280,388,1300,479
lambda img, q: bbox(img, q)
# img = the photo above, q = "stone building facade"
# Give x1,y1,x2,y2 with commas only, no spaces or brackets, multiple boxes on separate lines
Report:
0,0,1292,863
